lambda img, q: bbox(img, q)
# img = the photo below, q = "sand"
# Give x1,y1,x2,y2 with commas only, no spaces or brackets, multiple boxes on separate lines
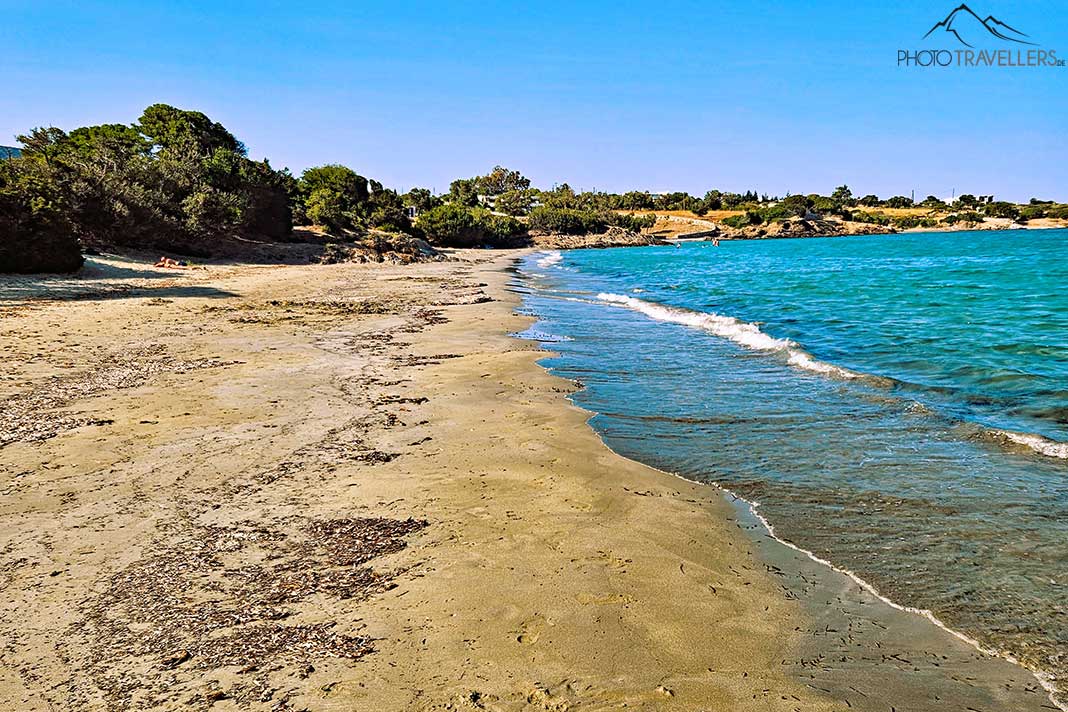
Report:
0,251,1055,710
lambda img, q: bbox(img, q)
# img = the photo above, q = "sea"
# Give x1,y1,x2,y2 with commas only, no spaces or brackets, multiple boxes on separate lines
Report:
516,229,1068,703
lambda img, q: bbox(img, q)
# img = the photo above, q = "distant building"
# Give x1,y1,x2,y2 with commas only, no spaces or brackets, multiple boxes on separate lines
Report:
0,146,22,159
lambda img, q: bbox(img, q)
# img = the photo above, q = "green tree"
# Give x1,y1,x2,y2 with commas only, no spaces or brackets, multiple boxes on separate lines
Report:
475,166,530,196
495,188,536,216
448,177,480,207
138,103,243,155
402,187,440,212
831,185,854,206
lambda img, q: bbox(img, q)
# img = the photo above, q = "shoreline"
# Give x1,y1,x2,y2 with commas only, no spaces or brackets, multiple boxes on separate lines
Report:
514,253,1064,711
0,250,1056,710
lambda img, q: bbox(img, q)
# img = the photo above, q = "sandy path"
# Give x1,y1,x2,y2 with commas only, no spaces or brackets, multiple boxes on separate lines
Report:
0,252,1052,710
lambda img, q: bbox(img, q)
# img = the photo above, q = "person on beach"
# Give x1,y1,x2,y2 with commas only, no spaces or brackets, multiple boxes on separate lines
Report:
154,256,188,268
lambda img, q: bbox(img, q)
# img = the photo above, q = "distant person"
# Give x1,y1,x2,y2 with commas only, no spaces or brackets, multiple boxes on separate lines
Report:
154,256,188,268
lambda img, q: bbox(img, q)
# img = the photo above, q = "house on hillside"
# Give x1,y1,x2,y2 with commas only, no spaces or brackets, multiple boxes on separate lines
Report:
0,146,22,159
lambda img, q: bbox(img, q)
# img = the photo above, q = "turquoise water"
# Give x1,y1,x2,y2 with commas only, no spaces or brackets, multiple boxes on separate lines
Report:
517,229,1068,700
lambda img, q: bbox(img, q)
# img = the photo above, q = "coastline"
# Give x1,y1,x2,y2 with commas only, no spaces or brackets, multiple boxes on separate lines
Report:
0,251,1054,710
514,252,1063,711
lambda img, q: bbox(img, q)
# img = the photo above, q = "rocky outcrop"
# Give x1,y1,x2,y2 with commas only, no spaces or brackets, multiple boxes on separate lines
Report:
719,217,895,240
530,227,667,249
320,232,443,265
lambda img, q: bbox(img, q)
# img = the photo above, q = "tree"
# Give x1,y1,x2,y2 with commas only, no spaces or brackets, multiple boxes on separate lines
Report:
0,156,83,273
920,195,946,209
886,195,914,208
297,165,372,233
780,194,811,216
448,177,480,207
831,185,854,206
476,166,530,196
138,103,243,155
495,188,536,216
983,201,1020,220
402,187,440,212
299,165,369,205
857,194,881,207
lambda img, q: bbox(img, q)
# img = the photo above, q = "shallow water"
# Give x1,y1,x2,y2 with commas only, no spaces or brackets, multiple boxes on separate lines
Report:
516,230,1068,701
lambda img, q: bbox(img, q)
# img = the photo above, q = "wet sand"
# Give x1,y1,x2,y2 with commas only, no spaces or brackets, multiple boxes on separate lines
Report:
0,251,1053,710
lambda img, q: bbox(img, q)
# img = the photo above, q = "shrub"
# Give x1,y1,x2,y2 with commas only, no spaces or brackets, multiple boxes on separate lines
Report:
612,212,656,231
892,215,939,229
415,204,525,247
983,201,1021,220
850,211,891,225
941,211,984,225
528,206,603,235
305,188,350,234
721,213,753,229
0,158,83,273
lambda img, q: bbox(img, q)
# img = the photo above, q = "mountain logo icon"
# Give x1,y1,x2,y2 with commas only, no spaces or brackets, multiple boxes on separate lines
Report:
923,4,1036,47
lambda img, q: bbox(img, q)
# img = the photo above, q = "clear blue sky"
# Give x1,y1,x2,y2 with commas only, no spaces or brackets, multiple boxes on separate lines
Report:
3,0,1065,201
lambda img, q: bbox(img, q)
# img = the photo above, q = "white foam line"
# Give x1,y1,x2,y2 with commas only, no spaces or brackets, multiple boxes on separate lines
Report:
996,429,1068,460
598,293,1068,463
535,250,563,269
597,293,860,380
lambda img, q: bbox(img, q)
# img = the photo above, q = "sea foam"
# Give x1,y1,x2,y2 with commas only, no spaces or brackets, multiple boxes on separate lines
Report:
597,293,859,380
597,293,1068,462
535,250,563,268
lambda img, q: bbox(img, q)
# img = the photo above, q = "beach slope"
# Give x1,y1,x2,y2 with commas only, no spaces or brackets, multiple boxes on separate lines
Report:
0,253,1050,710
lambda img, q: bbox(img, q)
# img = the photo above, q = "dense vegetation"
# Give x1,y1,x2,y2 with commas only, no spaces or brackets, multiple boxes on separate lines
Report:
1,106,1065,273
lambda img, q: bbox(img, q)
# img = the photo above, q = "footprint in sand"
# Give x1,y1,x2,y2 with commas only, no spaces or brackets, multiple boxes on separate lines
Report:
516,615,546,645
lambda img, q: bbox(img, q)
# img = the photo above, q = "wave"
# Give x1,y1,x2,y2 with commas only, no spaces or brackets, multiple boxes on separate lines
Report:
992,429,1068,459
595,293,1068,462
597,293,859,379
535,250,563,268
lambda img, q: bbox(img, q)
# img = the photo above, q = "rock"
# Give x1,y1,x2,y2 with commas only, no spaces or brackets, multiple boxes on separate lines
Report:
320,233,443,265
719,217,895,240
531,227,667,250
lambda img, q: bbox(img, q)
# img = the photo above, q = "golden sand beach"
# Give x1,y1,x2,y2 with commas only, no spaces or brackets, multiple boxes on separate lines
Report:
0,252,1053,710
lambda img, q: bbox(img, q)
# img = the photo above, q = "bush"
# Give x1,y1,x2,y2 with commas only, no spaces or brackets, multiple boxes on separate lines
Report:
0,158,83,273
721,213,754,229
527,206,653,235
305,188,350,234
528,206,603,235
415,204,525,247
892,215,939,229
850,211,891,225
611,212,656,231
983,201,1020,220
941,212,984,225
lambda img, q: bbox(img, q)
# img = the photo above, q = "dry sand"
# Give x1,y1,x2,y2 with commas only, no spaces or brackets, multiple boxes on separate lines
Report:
0,251,1055,710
